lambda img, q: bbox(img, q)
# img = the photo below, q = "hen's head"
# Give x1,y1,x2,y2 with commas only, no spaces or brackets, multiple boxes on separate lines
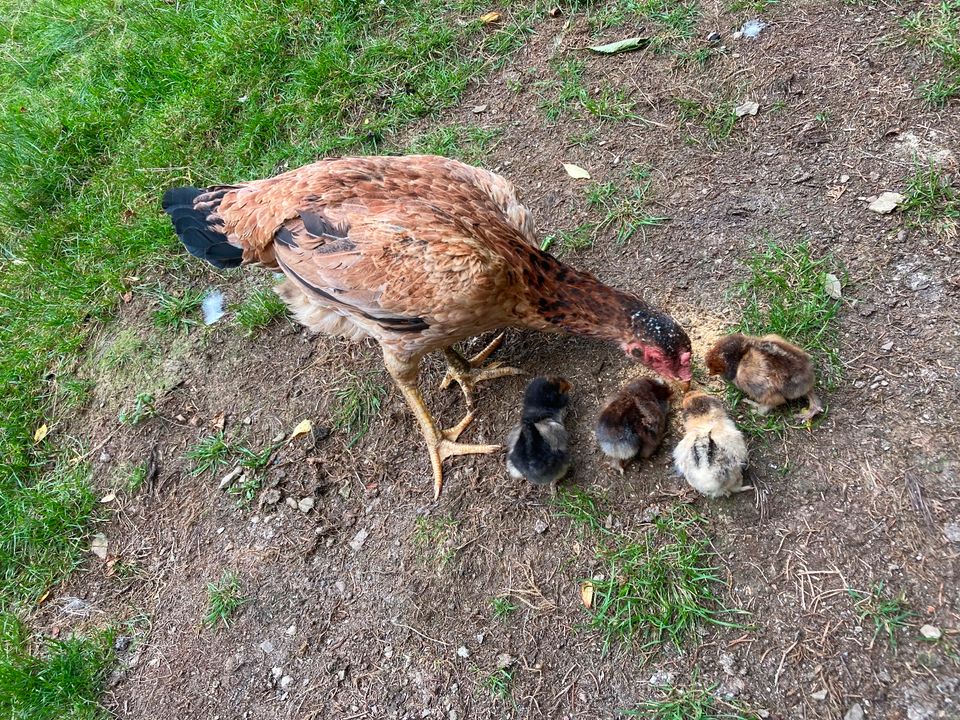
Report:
621,305,692,381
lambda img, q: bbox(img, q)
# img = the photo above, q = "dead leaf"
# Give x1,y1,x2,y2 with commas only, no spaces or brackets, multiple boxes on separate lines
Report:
38,588,51,605
91,533,108,560
824,273,842,300
121,291,133,303
826,185,847,203
211,412,226,432
734,100,759,117
33,424,48,444
100,492,116,504
588,36,649,54
288,418,313,442
867,191,904,214
562,163,591,179
580,581,595,609
479,11,501,24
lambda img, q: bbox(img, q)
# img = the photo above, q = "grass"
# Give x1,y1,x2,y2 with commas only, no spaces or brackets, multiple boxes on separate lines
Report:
675,98,738,147
726,0,777,13
728,239,843,433
583,506,742,655
413,515,460,571
117,391,156,426
634,0,701,51
185,432,278,503
551,486,609,534
125,463,148,493
0,0,531,623
204,571,246,629
481,667,515,701
849,583,915,649
185,433,235,478
407,124,502,165
623,682,760,719
331,372,386,446
903,0,960,106
0,612,115,720
902,164,959,225
146,286,205,331
233,287,287,336
490,597,518,620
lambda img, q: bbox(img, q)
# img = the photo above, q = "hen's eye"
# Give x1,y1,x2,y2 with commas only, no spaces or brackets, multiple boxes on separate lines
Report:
631,347,643,358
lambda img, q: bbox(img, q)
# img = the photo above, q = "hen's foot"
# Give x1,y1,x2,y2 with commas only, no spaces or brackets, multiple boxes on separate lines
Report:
440,333,524,407
428,435,500,499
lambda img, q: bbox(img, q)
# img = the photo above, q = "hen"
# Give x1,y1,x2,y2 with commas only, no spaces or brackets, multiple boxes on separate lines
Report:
162,155,692,498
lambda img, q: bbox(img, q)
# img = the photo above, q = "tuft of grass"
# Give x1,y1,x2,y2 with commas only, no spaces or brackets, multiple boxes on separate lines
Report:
204,571,246,629
623,682,761,719
541,224,595,253
675,98,738,146
490,597,518,620
633,0,700,51
117,392,156,426
125,463,148,494
849,583,915,648
481,667,515,701
0,612,115,720
413,515,460,571
146,286,205,331
733,239,844,388
185,433,234,478
917,74,960,106
331,372,386,446
726,0,777,13
551,486,609,534
233,287,287,336
583,506,743,655
902,164,959,223
407,125,501,165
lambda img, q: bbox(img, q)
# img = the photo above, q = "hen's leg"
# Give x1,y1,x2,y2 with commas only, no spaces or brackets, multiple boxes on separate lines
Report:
384,349,499,499
440,333,525,408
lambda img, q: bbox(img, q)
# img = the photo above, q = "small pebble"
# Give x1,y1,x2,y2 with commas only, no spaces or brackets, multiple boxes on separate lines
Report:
456,646,470,659
280,675,294,690
811,689,828,701
920,624,942,640
285,624,296,636
533,518,549,534
271,666,283,680
845,703,865,720
298,497,315,513
259,640,275,654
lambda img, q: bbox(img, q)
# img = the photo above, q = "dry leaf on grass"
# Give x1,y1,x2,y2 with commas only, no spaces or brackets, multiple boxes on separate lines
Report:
287,418,313,442
479,11,501,24
91,534,108,560
588,36,649,54
579,581,595,609
33,424,48,443
563,163,590,179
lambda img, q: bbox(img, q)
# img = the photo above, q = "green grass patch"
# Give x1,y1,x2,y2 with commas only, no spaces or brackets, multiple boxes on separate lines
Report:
0,0,532,614
233,286,288,337
551,486,610,534
902,164,960,226
332,372,386,446
186,432,279,504
726,0,778,14
623,682,761,719
675,98,738,147
583,506,742,656
634,0,701,50
117,391,157,426
849,583,915,649
204,571,246,629
145,286,205,331
407,124,502,165
412,515,460,572
481,666,515,701
0,611,114,720
490,597,518,620
903,0,960,106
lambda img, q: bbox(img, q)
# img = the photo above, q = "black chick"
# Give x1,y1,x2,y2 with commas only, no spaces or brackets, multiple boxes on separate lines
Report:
595,378,672,473
506,377,572,490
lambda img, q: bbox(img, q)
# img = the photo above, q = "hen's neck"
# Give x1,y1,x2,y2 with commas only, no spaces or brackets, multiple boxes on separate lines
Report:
514,246,648,344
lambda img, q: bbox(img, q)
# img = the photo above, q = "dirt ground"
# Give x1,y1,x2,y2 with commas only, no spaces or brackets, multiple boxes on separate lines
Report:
38,2,960,719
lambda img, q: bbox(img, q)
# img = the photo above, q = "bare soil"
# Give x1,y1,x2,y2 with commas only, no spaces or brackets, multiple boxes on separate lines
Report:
39,3,960,719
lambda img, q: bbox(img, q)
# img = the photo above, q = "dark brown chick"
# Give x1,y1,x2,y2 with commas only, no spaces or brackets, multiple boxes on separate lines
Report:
163,155,692,498
705,333,823,421
595,378,672,473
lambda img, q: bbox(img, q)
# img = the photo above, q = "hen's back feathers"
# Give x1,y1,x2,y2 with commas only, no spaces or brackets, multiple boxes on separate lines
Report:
161,186,242,269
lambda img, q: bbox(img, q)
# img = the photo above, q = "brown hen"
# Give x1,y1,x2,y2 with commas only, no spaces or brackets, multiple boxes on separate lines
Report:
163,155,692,498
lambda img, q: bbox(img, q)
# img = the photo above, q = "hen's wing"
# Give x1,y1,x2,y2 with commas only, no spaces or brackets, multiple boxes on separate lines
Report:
211,156,536,342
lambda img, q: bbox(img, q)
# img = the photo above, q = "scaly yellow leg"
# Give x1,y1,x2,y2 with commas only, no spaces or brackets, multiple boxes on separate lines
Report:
440,333,525,408
384,349,499,499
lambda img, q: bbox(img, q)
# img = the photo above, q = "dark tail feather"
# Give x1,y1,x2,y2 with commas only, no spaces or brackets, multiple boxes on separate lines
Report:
161,186,243,269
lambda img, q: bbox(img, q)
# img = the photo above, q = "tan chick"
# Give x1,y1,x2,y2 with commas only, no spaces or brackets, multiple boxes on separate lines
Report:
672,392,750,499
705,333,823,422
595,378,672,473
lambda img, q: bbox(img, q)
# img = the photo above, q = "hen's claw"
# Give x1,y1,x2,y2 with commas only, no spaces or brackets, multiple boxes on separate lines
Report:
429,437,500,499
440,333,525,407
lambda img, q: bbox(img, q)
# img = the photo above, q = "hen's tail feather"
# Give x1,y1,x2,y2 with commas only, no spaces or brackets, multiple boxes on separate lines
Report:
162,186,243,269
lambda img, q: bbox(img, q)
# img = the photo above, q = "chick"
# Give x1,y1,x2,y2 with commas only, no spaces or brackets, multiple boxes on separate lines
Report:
506,377,571,490
672,392,750,499
595,378,672,473
705,333,823,422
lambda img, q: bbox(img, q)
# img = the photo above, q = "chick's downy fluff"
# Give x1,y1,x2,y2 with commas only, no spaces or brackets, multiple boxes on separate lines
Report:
672,392,750,499
705,333,822,421
595,378,672,472
506,377,571,487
